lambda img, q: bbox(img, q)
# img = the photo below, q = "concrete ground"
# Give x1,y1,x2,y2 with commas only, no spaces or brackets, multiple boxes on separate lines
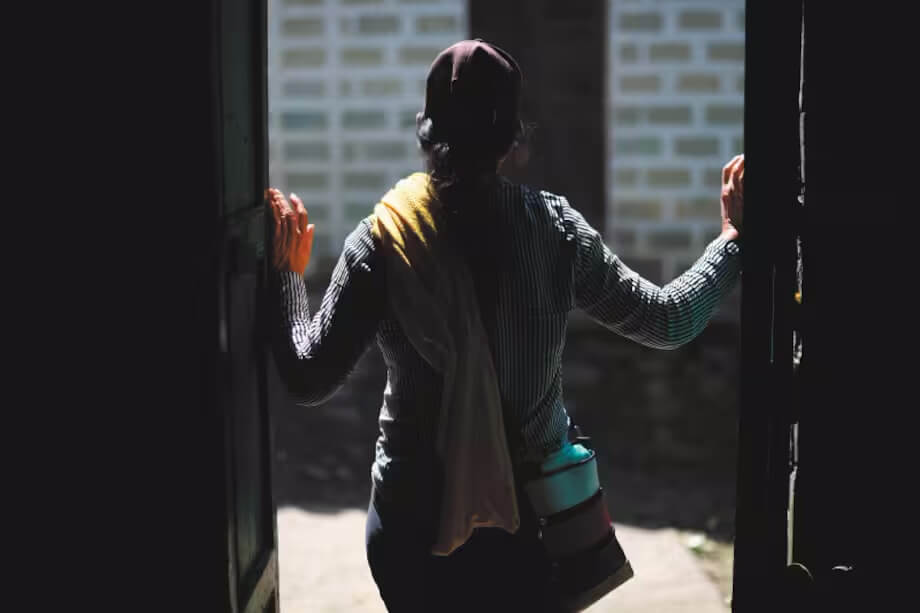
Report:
277,506,730,613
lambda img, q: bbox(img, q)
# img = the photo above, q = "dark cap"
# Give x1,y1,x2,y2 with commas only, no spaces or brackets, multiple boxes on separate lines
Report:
421,39,522,152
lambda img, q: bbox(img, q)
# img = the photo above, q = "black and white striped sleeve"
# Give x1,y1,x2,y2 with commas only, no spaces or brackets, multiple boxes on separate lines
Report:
566,200,741,350
272,218,385,405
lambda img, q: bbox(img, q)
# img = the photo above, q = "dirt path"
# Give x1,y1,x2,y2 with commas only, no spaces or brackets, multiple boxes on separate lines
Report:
270,294,738,611
277,507,729,612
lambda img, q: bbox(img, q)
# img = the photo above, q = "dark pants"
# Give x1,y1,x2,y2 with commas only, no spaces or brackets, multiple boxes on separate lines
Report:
365,478,564,613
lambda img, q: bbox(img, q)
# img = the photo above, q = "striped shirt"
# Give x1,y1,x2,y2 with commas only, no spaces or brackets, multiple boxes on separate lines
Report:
273,177,742,494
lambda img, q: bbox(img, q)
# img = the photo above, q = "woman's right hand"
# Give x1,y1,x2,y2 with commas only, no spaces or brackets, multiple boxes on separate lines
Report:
720,154,744,241
266,188,315,274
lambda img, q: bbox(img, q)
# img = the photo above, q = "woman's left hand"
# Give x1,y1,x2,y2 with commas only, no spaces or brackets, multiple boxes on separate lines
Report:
266,188,315,274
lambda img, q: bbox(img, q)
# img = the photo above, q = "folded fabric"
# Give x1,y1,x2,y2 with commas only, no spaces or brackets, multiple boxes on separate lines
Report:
370,172,520,556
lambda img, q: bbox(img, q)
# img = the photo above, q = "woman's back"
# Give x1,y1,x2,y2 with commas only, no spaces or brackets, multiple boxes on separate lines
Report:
274,172,741,497
372,178,575,488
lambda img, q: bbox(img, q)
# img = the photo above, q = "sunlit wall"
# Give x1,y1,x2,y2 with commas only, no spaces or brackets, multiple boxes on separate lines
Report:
269,0,745,307
608,0,745,295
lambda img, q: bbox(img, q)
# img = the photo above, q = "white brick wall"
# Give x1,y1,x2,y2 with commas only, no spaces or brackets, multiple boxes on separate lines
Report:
268,0,468,275
608,0,745,283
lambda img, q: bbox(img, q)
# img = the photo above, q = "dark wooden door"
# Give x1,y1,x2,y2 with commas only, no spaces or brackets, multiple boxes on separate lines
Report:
90,1,279,609
731,1,802,610
734,1,914,609
214,0,278,611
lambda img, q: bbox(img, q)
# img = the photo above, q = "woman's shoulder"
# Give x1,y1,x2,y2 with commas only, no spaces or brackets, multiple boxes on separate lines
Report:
496,177,573,229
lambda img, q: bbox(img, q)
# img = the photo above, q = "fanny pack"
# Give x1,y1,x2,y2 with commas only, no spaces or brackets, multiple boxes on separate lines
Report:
521,425,634,611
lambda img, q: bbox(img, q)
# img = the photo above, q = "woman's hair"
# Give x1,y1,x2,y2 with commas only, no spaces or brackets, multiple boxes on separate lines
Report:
416,112,529,208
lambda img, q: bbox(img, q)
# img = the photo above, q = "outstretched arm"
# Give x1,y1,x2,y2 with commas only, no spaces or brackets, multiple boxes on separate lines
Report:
571,155,744,349
267,189,385,405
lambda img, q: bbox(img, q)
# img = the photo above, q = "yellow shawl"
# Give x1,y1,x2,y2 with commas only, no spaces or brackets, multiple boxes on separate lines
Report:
371,172,520,556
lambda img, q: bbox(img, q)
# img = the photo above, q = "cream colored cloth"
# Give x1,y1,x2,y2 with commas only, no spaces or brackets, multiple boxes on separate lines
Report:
370,172,520,556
